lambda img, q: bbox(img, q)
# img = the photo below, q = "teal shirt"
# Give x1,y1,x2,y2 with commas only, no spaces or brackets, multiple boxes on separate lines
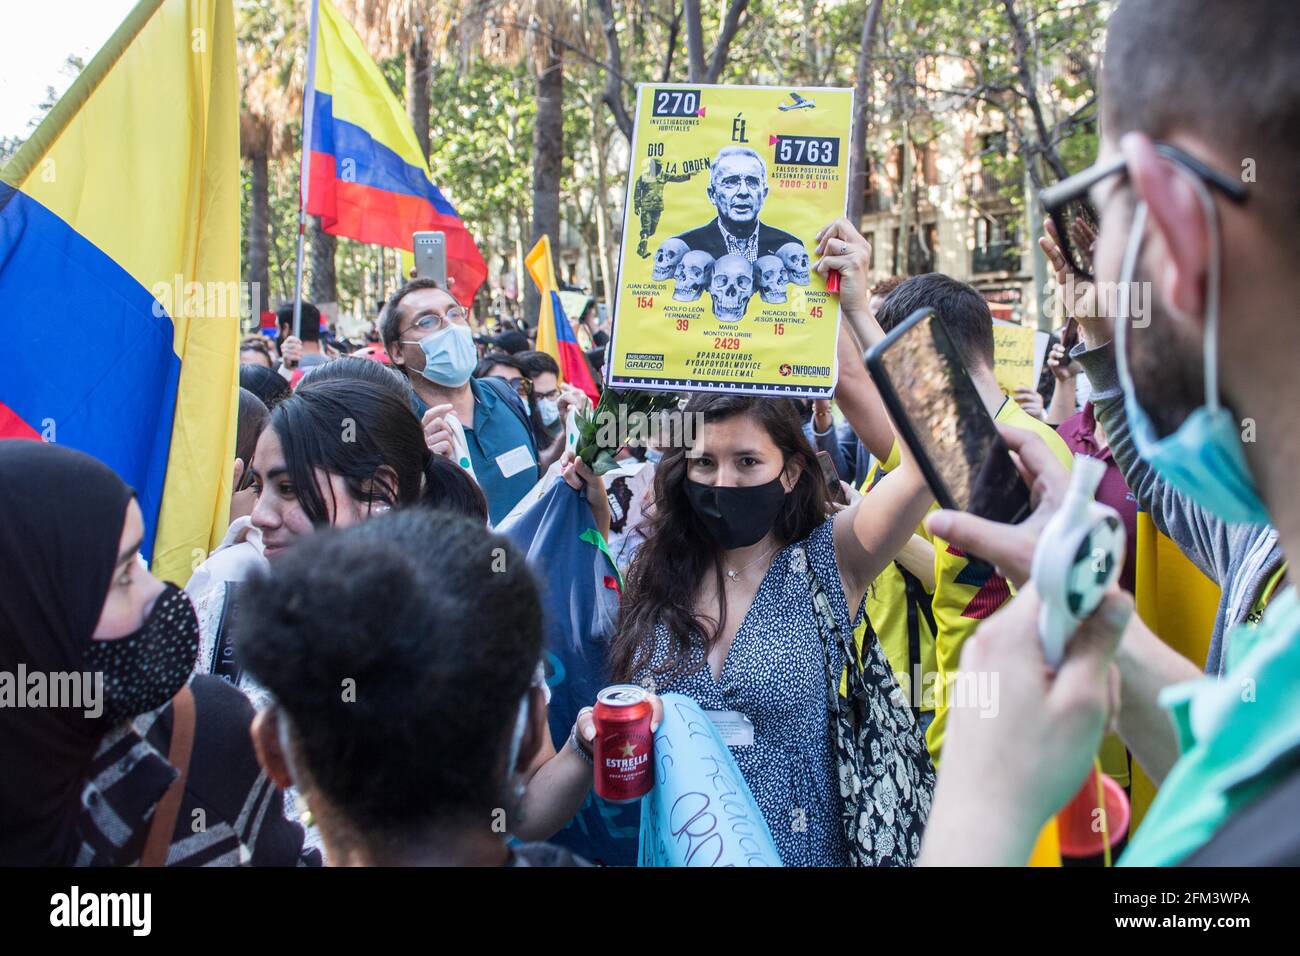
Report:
1121,586,1300,865
411,377,538,525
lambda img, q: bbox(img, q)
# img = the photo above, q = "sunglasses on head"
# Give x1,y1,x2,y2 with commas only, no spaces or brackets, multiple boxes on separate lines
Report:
1038,142,1248,282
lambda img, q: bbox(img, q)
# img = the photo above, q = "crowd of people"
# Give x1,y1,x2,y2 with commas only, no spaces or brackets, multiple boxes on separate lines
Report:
2,0,1298,868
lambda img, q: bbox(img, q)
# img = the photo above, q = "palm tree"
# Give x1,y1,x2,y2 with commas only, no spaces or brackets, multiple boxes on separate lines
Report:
469,0,593,323
239,0,302,320
308,216,338,306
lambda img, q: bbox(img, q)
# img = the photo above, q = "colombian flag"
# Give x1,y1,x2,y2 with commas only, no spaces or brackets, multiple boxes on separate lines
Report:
526,235,600,403
0,0,240,585
306,0,486,306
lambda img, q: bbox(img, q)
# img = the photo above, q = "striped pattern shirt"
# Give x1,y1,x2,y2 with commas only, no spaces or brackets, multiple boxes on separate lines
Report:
75,675,321,867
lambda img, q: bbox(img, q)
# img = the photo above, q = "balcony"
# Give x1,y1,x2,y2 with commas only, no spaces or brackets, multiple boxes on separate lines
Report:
970,169,1020,200
861,189,896,215
972,239,1021,274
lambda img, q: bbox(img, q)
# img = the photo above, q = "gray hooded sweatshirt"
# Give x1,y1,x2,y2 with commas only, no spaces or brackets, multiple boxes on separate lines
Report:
1072,340,1285,676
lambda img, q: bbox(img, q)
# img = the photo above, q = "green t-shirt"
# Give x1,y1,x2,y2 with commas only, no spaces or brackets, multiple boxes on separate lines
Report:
1121,585,1300,866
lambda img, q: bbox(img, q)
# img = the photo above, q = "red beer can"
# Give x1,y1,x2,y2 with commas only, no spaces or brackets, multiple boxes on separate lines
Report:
593,684,654,803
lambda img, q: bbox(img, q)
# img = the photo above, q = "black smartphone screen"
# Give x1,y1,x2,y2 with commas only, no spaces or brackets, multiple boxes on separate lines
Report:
816,450,847,505
866,307,1031,524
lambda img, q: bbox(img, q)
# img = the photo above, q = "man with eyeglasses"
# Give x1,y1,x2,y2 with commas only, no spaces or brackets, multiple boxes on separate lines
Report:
382,279,539,525
673,147,802,263
886,0,1300,866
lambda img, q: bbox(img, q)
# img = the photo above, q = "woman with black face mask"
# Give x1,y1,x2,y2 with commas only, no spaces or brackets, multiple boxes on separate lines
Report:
0,441,318,867
610,394,936,867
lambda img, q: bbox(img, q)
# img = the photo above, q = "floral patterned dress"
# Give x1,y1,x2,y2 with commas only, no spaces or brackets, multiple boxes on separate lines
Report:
633,517,855,866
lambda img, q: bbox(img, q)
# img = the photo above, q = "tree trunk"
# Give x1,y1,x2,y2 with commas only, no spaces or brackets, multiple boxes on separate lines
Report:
705,0,750,83
847,0,886,225
528,39,564,328
515,206,529,323
683,0,706,82
590,115,617,319
897,120,913,274
308,215,337,306
1003,0,1068,184
407,28,431,162
247,151,270,320
596,0,633,142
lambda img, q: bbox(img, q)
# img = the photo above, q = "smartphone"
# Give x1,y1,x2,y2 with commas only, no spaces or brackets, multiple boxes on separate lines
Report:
1061,315,1080,353
865,307,1032,524
413,231,447,288
816,450,847,505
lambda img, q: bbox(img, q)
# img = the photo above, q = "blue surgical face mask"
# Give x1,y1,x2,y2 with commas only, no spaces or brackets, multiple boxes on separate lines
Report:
1114,175,1269,526
537,397,560,427
403,323,477,387
645,448,664,465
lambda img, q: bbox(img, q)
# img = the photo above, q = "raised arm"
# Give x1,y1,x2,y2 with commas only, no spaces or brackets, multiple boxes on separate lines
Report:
1041,216,1254,589
815,218,898,464
831,452,933,615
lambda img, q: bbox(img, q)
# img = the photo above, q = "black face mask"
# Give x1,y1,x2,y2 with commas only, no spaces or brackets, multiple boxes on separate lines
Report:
684,476,788,550
83,584,200,725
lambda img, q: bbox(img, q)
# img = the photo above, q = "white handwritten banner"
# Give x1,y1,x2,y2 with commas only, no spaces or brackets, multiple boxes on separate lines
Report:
637,693,783,866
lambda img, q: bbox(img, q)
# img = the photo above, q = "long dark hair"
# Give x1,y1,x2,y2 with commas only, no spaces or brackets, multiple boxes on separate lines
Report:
269,379,487,525
609,394,827,682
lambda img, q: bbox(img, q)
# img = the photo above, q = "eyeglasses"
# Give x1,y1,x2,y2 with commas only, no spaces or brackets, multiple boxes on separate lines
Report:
493,375,532,398
1038,142,1248,282
400,307,469,337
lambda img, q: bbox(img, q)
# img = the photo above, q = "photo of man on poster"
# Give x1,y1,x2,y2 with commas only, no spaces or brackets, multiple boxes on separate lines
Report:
673,146,803,263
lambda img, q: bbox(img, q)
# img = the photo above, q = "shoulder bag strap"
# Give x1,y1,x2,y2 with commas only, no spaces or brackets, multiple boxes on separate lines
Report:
140,684,196,867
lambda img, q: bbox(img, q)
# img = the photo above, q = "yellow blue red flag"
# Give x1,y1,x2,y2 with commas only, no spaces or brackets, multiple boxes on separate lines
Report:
527,235,600,402
0,0,241,584
306,0,486,305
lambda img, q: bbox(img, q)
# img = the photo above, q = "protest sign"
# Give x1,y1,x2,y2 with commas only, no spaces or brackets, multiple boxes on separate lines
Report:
608,84,853,397
638,694,783,867
992,323,1039,393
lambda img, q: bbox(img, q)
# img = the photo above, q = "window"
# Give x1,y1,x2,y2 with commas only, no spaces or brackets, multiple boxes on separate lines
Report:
972,214,1020,273
892,224,937,275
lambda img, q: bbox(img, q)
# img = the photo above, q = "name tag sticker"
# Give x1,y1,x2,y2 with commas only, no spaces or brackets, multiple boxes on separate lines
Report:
495,445,535,478
705,710,755,747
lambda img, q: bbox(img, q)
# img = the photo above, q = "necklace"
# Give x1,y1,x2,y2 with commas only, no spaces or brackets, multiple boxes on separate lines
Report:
724,543,777,582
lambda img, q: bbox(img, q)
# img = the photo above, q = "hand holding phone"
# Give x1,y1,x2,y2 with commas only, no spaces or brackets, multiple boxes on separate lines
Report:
865,307,1032,526
413,231,448,289
816,450,848,506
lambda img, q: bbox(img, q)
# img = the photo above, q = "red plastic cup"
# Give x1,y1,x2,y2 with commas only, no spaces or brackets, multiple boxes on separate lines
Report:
1057,765,1131,866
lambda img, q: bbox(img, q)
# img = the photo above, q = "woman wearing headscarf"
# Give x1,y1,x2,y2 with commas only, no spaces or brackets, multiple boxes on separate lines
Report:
0,441,317,867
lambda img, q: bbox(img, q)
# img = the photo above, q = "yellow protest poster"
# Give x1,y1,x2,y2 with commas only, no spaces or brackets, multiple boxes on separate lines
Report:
992,323,1039,393
607,84,854,397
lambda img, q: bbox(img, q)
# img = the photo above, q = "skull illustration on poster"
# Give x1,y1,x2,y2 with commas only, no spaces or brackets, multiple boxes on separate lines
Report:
708,255,756,322
651,238,689,281
673,251,714,302
755,255,788,304
776,242,810,286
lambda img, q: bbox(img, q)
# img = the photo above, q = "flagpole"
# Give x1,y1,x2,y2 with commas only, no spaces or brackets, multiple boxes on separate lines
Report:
292,0,322,339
